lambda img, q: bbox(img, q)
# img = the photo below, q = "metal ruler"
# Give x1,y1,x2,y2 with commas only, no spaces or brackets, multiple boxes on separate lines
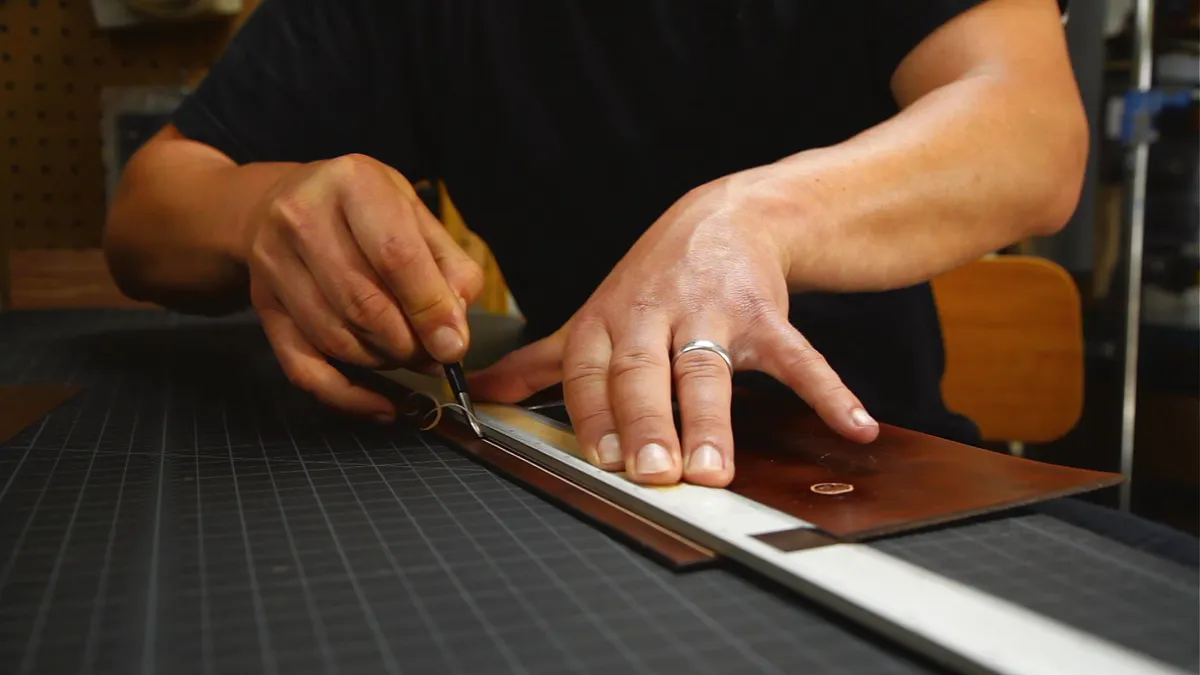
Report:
384,370,1187,675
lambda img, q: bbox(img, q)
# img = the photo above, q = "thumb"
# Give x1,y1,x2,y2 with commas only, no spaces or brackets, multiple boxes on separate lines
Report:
754,316,879,443
468,330,566,403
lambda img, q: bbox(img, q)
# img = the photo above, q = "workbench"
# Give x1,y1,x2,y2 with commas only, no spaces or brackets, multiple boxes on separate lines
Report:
1,309,1196,675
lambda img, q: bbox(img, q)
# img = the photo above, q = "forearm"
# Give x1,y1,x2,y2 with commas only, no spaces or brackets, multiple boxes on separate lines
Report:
733,48,1087,294
103,129,299,314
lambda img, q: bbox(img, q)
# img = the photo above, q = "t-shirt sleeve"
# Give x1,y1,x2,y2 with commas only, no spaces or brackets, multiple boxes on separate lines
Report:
171,0,430,179
867,0,1070,84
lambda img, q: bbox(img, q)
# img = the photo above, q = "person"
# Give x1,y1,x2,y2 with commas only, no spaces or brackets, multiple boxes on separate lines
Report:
102,0,1086,489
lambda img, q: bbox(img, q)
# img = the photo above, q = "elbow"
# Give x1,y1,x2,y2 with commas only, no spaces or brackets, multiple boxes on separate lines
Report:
102,193,152,304
1022,99,1090,239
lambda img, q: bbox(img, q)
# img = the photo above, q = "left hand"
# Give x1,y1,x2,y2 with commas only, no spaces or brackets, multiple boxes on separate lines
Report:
469,176,879,487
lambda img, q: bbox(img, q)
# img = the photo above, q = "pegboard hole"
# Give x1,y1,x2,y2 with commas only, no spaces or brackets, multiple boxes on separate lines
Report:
3,81,13,91
41,165,51,175
61,28,71,37
30,26,40,36
1,53,9,63
70,165,80,176
68,138,79,149
92,56,103,66
14,219,25,229
13,192,23,203
7,110,17,119
62,55,73,66
8,137,16,147
10,164,18,174
38,138,48,147
35,110,45,120
73,219,85,229
64,83,74,93
43,193,53,203
66,111,77,120
33,83,45,92
33,54,43,65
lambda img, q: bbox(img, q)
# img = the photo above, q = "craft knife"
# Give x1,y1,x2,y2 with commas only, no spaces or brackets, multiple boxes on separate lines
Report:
443,361,485,438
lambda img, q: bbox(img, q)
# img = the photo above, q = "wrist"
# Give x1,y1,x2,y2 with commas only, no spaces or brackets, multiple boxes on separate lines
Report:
725,162,833,293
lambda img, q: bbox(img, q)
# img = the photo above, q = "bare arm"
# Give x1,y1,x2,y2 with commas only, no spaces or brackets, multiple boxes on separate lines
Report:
729,0,1087,293
103,124,298,315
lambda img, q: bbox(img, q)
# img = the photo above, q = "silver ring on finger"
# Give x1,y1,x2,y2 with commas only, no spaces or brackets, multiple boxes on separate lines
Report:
672,339,734,376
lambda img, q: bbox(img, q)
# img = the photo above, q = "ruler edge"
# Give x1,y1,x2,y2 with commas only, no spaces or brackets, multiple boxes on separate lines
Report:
468,404,1190,675
378,369,1189,675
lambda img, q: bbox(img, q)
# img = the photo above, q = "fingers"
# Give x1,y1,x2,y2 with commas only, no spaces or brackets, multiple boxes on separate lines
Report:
256,243,387,369
258,295,396,423
415,206,486,308
467,331,566,403
334,159,468,363
756,316,879,443
609,317,680,484
671,331,735,487
561,321,621,470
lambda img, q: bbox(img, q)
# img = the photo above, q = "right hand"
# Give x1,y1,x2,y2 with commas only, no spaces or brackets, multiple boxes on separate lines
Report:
244,154,484,422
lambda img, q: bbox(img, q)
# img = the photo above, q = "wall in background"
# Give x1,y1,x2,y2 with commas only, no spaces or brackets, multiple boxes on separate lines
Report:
1,0,257,252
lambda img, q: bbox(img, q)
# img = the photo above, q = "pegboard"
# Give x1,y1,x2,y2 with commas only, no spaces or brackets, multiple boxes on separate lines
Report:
1,0,257,250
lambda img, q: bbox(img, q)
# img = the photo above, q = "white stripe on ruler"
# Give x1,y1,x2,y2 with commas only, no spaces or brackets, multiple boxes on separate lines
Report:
469,403,1188,675
381,369,1187,675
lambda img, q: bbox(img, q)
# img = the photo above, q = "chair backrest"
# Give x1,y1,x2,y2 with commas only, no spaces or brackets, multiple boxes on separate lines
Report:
931,255,1084,444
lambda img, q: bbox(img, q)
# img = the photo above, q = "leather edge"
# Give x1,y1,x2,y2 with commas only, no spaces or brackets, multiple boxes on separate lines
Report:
348,368,720,572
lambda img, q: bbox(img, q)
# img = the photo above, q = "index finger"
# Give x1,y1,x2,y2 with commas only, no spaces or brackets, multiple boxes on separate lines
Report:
338,166,468,364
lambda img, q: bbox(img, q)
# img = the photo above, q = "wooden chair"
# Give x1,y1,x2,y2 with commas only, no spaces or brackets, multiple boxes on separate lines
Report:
931,255,1084,452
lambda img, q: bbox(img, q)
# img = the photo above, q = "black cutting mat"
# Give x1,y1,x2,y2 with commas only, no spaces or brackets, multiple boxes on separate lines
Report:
0,309,1197,675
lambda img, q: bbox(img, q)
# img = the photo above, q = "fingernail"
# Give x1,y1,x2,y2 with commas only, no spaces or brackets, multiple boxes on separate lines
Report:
851,407,876,427
429,326,465,360
635,443,672,475
687,444,723,474
597,433,622,466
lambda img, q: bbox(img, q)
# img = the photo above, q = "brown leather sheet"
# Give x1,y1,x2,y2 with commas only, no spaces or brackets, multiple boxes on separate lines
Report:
0,385,81,445
727,388,1124,543
366,372,1122,564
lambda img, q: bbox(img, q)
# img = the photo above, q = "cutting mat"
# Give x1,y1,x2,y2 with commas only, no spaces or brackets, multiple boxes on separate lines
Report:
0,309,1196,675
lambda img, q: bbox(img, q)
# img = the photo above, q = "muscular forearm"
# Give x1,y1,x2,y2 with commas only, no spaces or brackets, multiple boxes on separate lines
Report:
731,72,1086,295
726,0,1087,294
103,126,299,315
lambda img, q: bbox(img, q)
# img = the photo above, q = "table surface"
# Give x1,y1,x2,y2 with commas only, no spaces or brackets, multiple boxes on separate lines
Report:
1,309,1197,675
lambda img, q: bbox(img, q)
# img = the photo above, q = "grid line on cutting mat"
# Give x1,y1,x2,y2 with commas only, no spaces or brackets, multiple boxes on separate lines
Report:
0,309,1197,675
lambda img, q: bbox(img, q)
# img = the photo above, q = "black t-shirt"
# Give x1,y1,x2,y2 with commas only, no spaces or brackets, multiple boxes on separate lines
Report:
172,0,1030,444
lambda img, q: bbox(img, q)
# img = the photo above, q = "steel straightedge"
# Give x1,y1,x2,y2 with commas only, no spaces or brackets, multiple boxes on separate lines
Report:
450,402,1186,675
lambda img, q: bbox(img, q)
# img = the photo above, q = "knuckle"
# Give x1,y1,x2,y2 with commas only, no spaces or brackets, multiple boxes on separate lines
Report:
376,233,424,274
568,405,614,431
269,194,317,240
685,409,727,431
672,352,727,380
782,343,828,372
609,349,664,378
457,260,486,297
564,359,608,384
621,405,671,430
403,294,449,326
343,285,391,328
318,328,361,361
283,363,317,394
327,153,374,183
